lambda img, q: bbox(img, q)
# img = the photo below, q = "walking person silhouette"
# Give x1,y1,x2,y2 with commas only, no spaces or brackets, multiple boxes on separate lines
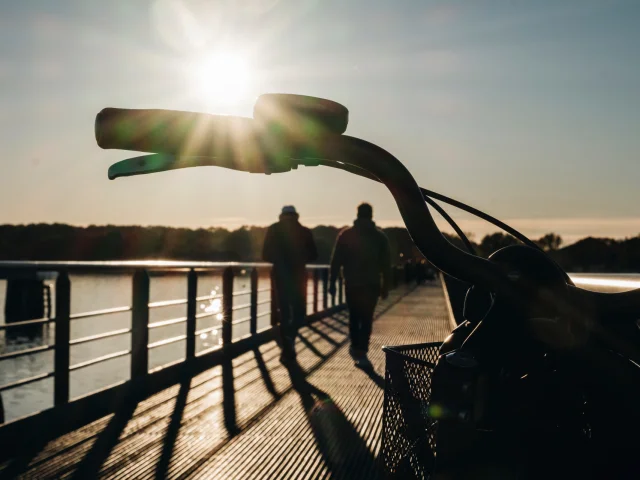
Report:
263,206,318,364
329,203,391,368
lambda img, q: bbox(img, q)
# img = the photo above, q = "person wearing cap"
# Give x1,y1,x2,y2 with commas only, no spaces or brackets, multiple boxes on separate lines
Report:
263,206,318,364
329,203,391,369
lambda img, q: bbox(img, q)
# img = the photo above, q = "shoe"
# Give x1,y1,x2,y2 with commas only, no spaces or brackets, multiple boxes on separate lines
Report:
354,356,372,370
349,346,357,359
280,353,296,366
280,351,297,367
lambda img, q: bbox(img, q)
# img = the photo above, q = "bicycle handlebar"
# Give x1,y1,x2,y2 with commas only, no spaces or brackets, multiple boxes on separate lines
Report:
97,108,503,286
96,106,640,318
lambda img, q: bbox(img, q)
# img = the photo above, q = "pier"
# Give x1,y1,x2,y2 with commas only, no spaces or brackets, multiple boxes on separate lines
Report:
0,262,450,479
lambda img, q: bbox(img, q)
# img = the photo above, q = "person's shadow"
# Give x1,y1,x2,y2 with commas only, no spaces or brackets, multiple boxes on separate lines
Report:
284,362,381,479
357,363,385,389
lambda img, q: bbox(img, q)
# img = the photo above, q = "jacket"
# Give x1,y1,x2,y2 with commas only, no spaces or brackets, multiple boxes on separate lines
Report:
262,218,318,279
330,219,391,290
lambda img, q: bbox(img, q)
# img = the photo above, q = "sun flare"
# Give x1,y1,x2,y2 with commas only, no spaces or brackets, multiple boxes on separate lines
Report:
189,52,251,104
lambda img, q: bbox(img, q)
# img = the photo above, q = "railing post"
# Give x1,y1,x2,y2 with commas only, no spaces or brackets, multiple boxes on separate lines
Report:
131,270,150,381
186,269,197,360
270,269,278,328
338,275,344,305
221,268,237,434
44,284,52,318
313,269,319,314
250,268,258,336
222,267,234,346
322,268,328,310
54,271,70,407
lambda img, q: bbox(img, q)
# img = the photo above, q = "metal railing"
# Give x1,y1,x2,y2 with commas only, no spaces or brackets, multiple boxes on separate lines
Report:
0,261,358,429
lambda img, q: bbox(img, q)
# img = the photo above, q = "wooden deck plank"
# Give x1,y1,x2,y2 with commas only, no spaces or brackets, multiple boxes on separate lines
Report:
5,280,450,479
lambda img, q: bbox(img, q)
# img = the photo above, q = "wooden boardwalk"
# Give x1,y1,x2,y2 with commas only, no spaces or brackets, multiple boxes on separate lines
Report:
1,280,451,480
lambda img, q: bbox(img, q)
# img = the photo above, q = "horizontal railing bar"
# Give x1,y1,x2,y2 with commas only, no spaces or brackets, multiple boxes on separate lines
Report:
0,260,273,271
232,290,251,297
148,316,187,329
147,335,187,350
256,311,271,319
196,344,222,357
149,357,185,374
231,316,251,326
257,287,271,293
0,261,331,279
0,344,54,361
0,317,52,330
0,371,54,393
232,303,251,312
70,306,131,320
69,350,131,371
69,328,131,346
195,293,221,302
256,298,271,306
195,325,219,336
195,311,220,320
148,298,187,309
256,324,272,335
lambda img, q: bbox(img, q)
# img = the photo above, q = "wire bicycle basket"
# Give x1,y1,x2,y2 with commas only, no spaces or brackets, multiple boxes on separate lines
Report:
379,342,442,479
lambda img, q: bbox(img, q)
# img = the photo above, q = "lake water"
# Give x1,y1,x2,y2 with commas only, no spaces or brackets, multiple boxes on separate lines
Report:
0,272,324,423
570,273,640,293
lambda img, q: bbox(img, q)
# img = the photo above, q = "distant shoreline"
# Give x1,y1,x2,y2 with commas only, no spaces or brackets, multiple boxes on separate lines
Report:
1,223,639,272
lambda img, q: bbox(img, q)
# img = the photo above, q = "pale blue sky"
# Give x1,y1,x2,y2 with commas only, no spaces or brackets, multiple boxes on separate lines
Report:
1,0,639,243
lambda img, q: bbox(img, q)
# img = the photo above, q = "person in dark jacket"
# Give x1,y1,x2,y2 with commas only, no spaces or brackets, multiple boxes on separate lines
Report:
263,206,318,364
329,203,391,368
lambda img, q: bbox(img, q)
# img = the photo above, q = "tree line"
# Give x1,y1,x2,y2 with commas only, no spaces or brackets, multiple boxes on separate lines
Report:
0,224,638,272
0,224,425,264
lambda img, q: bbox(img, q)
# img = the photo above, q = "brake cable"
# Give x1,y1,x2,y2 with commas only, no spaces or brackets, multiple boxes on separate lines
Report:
318,160,540,255
419,188,541,252
423,196,476,254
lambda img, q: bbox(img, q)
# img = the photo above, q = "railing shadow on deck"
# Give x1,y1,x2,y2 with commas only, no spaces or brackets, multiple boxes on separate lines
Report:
0,287,413,479
0,262,351,459
0,313,344,478
155,291,411,480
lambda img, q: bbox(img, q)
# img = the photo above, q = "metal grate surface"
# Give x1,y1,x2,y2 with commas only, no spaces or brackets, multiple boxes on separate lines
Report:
1,280,451,480
379,343,441,479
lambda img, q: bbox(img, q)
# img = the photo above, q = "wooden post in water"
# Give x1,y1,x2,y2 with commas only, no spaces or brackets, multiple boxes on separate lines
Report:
221,267,233,346
186,269,197,360
313,269,319,314
250,268,258,336
270,270,278,328
322,268,328,310
131,270,150,381
304,270,309,313
54,271,70,407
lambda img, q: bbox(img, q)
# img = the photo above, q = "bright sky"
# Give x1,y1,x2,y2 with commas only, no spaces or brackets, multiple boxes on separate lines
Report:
1,0,639,244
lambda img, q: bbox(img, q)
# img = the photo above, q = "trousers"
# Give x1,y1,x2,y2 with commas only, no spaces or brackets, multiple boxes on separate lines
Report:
345,285,379,354
274,274,306,359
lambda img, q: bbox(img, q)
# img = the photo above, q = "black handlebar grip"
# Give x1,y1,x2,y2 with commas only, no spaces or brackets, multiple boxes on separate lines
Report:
95,108,256,156
253,94,349,135
95,108,296,174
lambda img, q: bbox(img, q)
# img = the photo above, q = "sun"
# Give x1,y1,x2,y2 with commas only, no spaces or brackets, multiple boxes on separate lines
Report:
189,52,251,104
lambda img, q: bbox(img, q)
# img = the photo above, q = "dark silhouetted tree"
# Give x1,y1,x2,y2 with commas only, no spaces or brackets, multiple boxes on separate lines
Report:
0,223,635,273
479,233,519,257
536,233,563,252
